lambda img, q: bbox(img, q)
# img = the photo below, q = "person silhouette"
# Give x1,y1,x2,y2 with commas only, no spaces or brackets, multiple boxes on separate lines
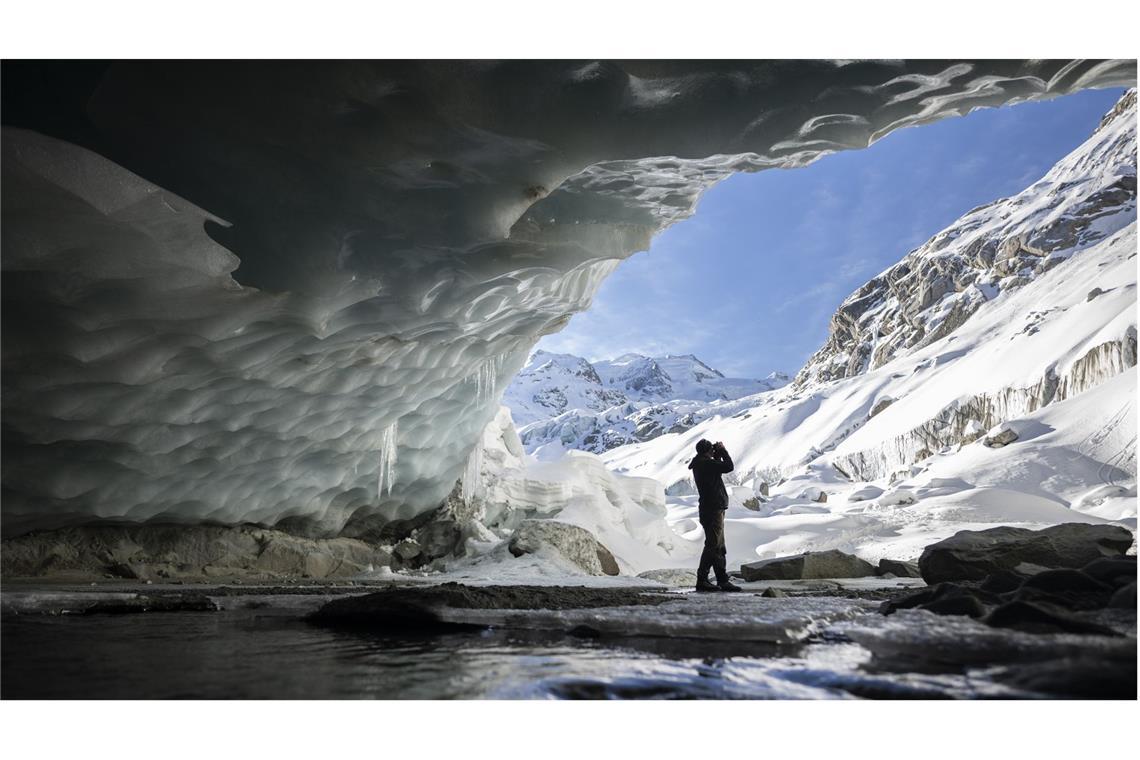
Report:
688,439,742,592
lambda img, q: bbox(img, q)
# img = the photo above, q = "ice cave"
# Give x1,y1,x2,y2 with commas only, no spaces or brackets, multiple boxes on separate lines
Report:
1,59,1135,543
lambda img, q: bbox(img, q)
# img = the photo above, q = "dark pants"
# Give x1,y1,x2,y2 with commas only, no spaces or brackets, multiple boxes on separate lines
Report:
698,509,728,584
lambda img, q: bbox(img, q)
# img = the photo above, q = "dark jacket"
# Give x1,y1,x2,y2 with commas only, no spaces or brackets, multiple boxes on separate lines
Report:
688,448,734,512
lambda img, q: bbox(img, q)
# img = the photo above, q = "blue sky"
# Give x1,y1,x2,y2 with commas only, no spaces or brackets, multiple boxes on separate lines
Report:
536,87,1129,378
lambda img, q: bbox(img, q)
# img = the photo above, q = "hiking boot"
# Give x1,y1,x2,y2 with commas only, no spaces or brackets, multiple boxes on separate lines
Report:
695,579,719,592
717,580,743,592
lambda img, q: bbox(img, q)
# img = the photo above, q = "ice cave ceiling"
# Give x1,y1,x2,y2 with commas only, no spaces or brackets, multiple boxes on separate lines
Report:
1,60,1135,536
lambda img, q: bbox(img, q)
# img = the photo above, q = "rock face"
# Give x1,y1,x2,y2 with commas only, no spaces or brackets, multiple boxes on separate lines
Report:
740,550,876,581
918,524,1135,584
0,524,392,580
508,520,620,575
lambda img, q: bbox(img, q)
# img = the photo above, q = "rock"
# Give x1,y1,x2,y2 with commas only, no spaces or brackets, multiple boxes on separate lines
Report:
636,568,697,587
922,594,989,618
1086,287,1105,301
1019,569,1111,594
983,427,1019,448
876,558,921,578
757,482,770,497
870,397,894,417
761,587,787,598
740,550,876,581
814,491,828,503
1,523,391,581
742,497,762,511
595,544,620,576
1080,556,1137,588
918,524,1134,584
416,520,463,560
507,520,619,576
393,539,422,561
983,600,1122,636
879,582,1002,617
1109,582,1136,609
979,569,1029,593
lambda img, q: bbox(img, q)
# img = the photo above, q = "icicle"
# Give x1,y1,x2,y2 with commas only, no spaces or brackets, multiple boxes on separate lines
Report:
461,439,483,503
377,421,398,498
466,354,503,408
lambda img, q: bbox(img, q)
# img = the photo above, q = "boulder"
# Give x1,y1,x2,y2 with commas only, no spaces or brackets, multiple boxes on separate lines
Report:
876,558,921,578
742,497,762,511
760,587,787,598
393,539,423,561
508,520,619,576
918,524,1134,584
740,550,876,581
983,427,1019,448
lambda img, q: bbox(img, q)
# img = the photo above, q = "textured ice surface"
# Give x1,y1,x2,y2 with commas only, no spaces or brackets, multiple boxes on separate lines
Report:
1,61,1134,535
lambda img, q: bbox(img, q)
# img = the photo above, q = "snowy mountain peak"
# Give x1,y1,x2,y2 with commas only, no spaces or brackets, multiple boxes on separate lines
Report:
504,351,789,454
796,88,1137,387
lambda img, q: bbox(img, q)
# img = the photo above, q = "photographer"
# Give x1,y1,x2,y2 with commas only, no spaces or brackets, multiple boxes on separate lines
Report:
687,439,742,592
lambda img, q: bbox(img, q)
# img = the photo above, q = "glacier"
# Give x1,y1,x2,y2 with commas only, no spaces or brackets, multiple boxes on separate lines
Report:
1,60,1135,540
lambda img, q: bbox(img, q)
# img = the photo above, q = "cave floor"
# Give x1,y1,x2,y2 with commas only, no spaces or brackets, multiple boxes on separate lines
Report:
1,577,1133,699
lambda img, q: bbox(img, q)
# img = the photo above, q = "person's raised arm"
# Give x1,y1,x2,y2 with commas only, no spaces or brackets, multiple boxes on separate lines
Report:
714,443,734,473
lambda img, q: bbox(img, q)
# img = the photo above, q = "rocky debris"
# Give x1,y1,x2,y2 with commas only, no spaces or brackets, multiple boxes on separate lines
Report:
1,523,392,581
507,520,619,576
881,552,1135,639
636,568,697,587
918,523,1134,584
877,559,921,578
983,427,1019,448
740,550,877,581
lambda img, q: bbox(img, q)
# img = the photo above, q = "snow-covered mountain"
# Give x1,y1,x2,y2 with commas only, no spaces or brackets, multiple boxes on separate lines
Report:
504,351,788,455
601,89,1137,563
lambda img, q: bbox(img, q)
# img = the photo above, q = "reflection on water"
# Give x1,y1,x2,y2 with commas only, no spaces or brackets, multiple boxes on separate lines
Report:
0,607,1018,700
